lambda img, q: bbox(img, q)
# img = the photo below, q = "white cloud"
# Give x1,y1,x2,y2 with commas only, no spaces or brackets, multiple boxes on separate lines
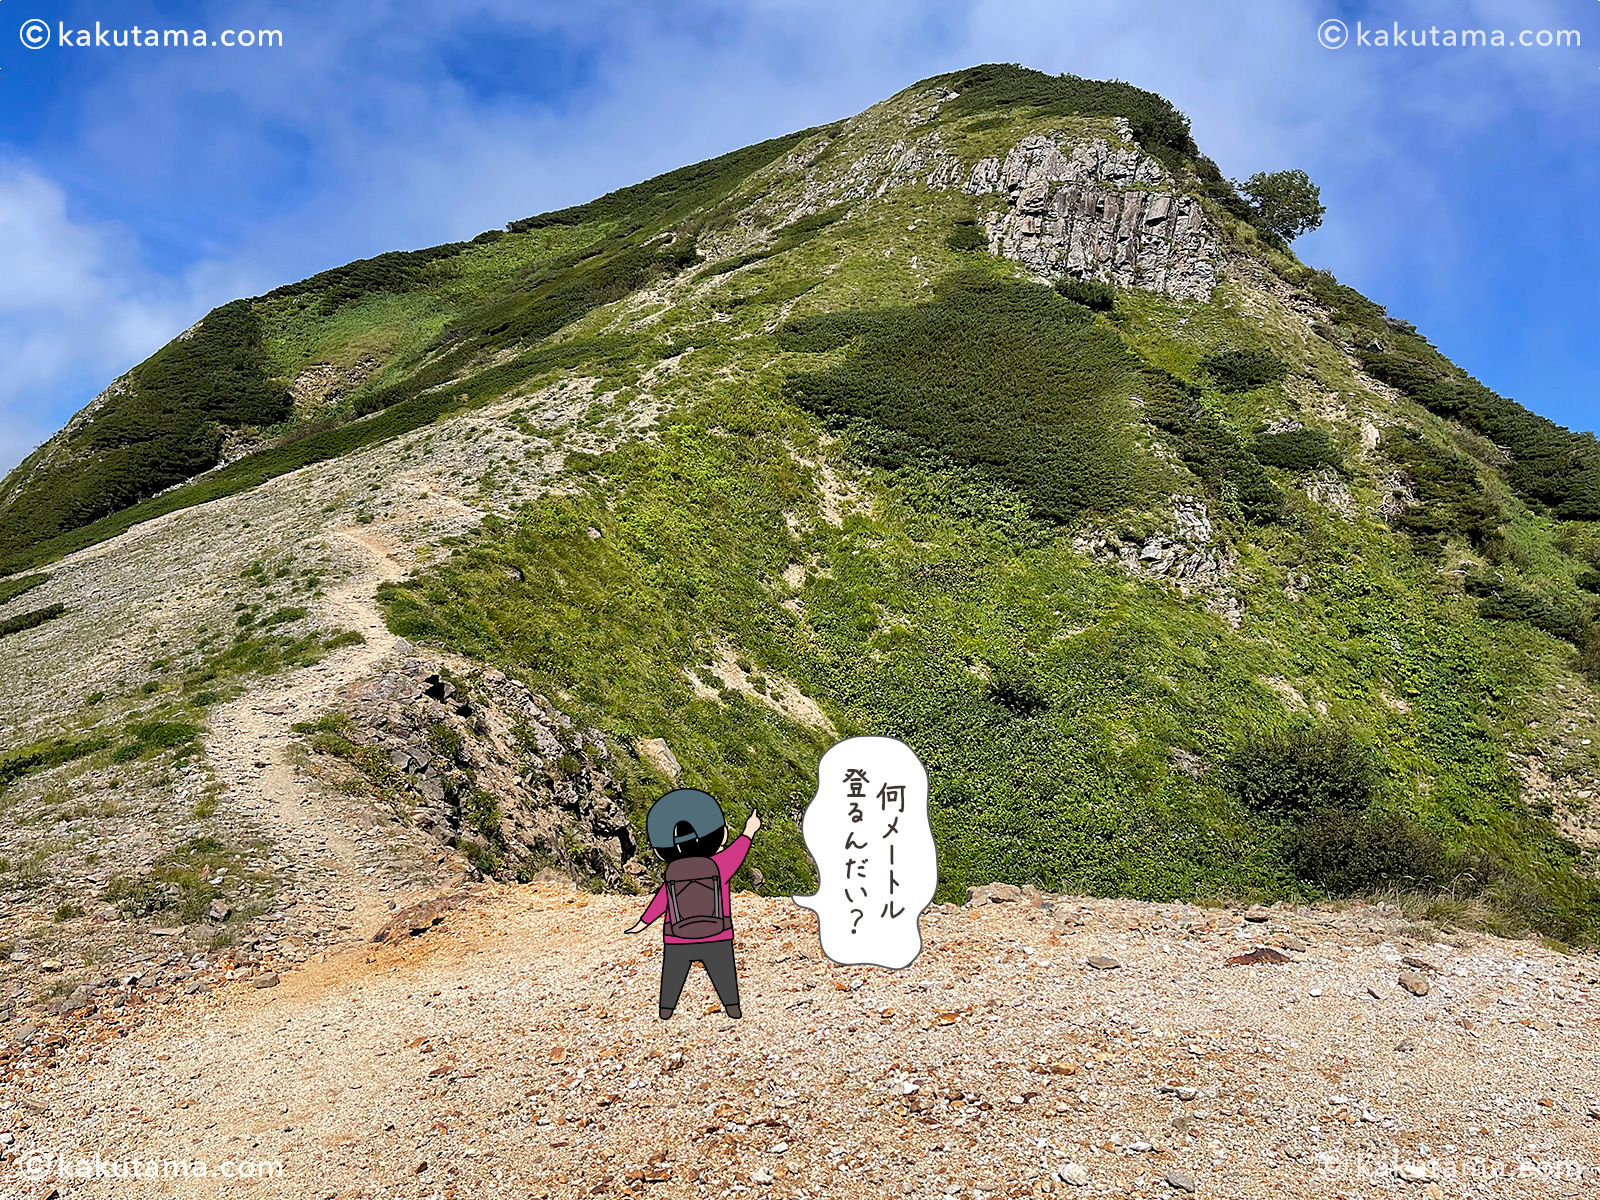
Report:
0,164,196,470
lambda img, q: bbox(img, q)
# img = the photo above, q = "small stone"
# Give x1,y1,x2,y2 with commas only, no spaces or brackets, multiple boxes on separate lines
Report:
1398,971,1430,997
1276,934,1308,952
1056,1163,1089,1186
637,737,682,781
1243,906,1271,922
1087,955,1121,970
1226,946,1290,966
38,959,63,973
967,883,1023,905
1396,1162,1435,1182
253,971,281,989
751,1167,774,1185
207,900,232,922
1165,1168,1197,1192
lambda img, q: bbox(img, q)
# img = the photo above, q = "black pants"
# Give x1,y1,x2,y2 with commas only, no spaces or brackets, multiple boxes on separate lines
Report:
659,940,739,1012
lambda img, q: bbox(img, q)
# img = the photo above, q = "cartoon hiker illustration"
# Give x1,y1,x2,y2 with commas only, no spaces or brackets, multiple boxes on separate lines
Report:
625,788,760,1020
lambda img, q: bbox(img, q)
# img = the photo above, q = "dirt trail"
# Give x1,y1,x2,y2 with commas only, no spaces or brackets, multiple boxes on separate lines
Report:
203,524,413,937
23,887,1600,1199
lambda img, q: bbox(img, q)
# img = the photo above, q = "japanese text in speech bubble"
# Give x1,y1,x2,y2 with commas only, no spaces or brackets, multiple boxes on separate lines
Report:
792,736,936,969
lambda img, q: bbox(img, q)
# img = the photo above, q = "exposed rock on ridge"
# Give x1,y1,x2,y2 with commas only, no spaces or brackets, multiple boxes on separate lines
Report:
963,129,1217,300
1074,498,1244,626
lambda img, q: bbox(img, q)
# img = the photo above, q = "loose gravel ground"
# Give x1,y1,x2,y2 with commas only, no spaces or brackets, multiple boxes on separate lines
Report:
8,885,1599,1198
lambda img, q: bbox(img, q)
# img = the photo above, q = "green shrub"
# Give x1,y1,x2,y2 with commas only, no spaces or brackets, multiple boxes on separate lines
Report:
1383,429,1502,548
427,722,465,758
1053,276,1116,311
987,666,1048,717
0,572,49,606
946,220,988,252
1226,723,1380,821
0,603,66,640
262,237,493,312
122,721,202,755
0,736,110,795
1251,427,1341,472
1464,574,1587,644
1284,807,1446,893
1580,627,1600,682
461,787,502,844
1225,723,1450,894
933,64,1197,174
507,125,833,235
1141,372,1283,523
781,269,1148,523
1200,349,1287,392
1358,341,1600,520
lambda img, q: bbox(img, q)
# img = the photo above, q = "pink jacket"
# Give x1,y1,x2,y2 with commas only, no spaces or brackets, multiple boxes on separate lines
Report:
639,836,749,943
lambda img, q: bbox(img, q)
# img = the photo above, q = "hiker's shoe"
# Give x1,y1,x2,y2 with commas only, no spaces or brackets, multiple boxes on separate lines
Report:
659,1007,675,1021
726,1005,743,1019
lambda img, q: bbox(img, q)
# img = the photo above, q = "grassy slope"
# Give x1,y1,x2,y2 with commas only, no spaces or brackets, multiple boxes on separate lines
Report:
371,138,1599,938
0,126,833,576
5,67,1598,939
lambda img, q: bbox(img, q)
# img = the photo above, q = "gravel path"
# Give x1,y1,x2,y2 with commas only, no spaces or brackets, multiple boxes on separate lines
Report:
203,523,418,940
12,886,1599,1198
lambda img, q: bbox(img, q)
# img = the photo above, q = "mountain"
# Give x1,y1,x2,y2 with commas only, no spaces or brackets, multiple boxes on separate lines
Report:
3,64,1600,952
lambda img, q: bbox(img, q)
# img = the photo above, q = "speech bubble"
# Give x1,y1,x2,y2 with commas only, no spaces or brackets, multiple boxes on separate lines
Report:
792,736,937,969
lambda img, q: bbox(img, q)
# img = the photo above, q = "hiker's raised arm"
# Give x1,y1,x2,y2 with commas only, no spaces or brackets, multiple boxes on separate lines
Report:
742,811,761,839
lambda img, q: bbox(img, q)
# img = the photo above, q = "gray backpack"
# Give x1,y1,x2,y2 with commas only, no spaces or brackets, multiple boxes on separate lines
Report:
663,857,730,939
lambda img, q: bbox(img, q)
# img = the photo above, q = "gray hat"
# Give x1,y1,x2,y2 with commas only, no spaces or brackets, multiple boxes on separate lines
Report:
646,788,725,850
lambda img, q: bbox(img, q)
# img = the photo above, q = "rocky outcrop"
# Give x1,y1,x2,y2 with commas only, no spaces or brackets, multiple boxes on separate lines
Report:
288,355,381,414
1303,465,1355,516
325,659,645,888
963,130,1216,300
1074,498,1243,626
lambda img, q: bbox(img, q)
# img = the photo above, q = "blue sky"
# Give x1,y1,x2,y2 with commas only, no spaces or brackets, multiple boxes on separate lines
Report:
0,0,1594,475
